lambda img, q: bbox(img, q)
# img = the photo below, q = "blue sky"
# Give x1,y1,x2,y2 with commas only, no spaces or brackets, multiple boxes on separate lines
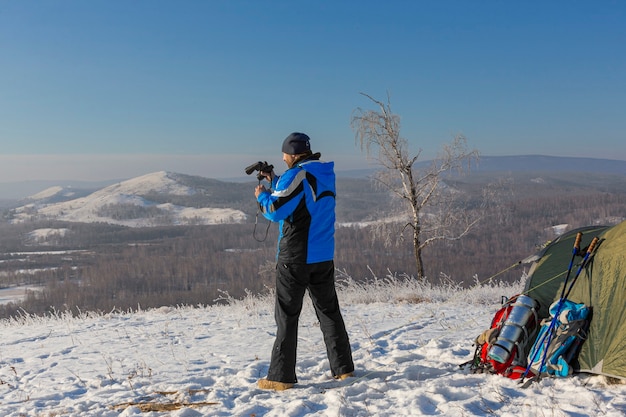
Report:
1,0,625,182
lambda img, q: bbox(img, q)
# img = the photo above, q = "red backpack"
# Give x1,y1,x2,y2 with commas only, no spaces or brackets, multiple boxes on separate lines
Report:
465,294,540,379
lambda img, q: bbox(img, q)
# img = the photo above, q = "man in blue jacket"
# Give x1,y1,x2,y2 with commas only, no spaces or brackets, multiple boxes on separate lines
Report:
255,132,354,390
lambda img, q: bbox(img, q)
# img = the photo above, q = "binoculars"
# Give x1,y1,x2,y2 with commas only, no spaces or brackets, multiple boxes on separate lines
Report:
245,161,274,181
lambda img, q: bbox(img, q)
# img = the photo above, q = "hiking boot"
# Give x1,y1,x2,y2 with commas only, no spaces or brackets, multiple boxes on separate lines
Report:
334,372,354,381
257,378,294,391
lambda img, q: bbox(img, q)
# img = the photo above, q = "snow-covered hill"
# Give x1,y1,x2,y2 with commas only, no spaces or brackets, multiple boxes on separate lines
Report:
9,171,247,227
0,278,624,416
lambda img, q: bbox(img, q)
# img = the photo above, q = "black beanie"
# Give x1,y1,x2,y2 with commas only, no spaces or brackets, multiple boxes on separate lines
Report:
281,132,311,155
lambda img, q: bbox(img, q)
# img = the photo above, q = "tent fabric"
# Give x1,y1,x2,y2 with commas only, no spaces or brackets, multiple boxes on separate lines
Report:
523,225,608,319
522,221,626,380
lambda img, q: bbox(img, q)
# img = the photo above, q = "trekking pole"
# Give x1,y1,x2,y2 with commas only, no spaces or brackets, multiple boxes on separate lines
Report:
522,235,599,383
559,232,583,299
521,232,583,381
563,237,599,300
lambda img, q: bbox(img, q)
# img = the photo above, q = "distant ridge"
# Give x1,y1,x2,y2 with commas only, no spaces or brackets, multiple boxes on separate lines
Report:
0,179,120,201
337,155,626,178
474,155,626,175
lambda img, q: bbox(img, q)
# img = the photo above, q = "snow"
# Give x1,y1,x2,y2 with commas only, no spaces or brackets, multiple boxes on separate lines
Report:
29,186,66,201
0,285,41,304
1,278,624,416
26,228,71,244
551,224,569,236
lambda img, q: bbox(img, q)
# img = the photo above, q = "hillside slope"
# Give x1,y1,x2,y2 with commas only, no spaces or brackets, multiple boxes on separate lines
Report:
9,171,247,227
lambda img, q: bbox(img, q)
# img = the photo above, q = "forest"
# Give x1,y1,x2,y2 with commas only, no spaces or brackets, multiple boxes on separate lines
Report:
0,170,625,318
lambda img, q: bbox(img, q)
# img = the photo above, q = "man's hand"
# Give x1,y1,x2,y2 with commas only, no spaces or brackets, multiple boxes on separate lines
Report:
259,169,274,183
255,184,267,199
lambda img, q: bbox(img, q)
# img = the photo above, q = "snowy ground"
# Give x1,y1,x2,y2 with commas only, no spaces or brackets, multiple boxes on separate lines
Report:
0,277,625,416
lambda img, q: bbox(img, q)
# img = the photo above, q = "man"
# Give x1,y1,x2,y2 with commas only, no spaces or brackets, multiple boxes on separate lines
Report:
254,132,354,391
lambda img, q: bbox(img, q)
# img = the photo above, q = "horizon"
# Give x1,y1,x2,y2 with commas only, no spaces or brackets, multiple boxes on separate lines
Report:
1,153,626,201
1,1,625,183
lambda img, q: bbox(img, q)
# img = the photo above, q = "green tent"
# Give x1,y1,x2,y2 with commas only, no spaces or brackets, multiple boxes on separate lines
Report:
523,220,626,380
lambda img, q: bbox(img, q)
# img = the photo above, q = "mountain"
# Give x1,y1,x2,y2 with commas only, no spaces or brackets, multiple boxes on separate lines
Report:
24,185,97,204
5,155,626,228
9,171,247,227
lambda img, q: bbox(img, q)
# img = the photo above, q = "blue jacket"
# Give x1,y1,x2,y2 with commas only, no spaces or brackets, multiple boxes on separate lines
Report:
256,154,336,264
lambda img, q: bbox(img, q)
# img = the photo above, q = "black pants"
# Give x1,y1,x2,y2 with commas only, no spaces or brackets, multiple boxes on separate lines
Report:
267,260,354,383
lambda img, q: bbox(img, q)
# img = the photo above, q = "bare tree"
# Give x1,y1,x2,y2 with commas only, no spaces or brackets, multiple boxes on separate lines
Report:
351,93,481,279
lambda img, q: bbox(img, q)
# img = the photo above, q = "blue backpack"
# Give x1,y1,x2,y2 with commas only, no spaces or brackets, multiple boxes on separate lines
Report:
526,299,590,378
